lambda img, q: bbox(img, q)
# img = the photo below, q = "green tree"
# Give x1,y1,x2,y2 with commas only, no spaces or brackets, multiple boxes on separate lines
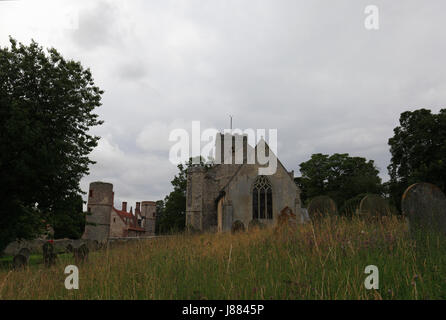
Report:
296,153,382,214
157,163,188,234
0,38,103,252
388,108,446,208
52,195,86,239
154,200,165,234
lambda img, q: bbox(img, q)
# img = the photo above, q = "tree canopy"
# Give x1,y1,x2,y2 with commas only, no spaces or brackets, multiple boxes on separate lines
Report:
296,153,382,214
387,108,446,208
156,162,188,234
0,38,103,252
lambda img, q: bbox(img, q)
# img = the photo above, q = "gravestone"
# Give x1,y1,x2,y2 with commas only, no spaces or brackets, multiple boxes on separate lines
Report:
12,248,31,270
88,240,100,251
276,206,298,231
402,183,446,235
18,247,31,258
13,254,28,270
359,194,391,218
231,220,245,234
42,242,57,267
301,208,310,223
66,243,74,253
248,219,266,231
307,196,337,219
73,243,89,264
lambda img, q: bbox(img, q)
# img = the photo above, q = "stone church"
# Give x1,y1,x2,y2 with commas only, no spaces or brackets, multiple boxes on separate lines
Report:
186,133,303,232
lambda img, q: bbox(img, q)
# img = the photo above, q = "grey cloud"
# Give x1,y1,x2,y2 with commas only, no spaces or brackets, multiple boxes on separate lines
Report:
71,1,121,50
1,0,445,205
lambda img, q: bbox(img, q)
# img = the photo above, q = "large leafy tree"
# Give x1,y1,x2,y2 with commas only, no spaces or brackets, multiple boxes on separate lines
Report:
159,163,188,234
0,38,103,251
157,163,188,234
52,194,86,240
388,108,446,208
296,153,382,213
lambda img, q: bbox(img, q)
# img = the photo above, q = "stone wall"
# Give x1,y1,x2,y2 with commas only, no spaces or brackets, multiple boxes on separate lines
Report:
186,134,304,233
221,161,301,231
109,209,126,237
141,201,157,236
3,239,100,256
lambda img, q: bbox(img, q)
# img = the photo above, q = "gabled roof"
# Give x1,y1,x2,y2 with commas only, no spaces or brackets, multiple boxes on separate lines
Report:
113,207,134,219
112,207,145,232
254,138,298,186
216,137,300,196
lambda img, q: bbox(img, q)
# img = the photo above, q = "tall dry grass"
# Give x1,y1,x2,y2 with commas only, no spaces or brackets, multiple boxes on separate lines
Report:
0,215,445,300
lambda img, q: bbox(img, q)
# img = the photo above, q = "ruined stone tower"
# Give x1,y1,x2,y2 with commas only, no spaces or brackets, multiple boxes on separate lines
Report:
82,181,114,242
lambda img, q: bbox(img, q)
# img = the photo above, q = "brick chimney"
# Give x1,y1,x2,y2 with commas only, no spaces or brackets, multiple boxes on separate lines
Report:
136,202,141,214
122,201,127,212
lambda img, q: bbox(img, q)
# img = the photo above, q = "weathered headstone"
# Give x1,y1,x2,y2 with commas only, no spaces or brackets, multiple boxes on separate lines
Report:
307,196,337,219
402,183,446,235
231,220,245,234
18,247,31,258
88,240,100,251
300,208,311,223
73,243,89,264
66,243,74,253
276,206,298,231
359,194,391,218
12,251,30,270
248,219,266,231
42,241,57,267
13,254,27,270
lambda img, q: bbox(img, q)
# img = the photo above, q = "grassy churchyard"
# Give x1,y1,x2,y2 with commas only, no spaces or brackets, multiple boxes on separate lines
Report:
0,215,445,300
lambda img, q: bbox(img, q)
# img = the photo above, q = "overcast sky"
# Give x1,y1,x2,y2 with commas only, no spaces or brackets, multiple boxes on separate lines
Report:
1,0,445,209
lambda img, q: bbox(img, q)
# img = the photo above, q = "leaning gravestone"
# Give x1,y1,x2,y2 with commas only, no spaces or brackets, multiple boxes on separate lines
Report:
12,248,31,270
231,220,245,234
42,242,57,267
66,243,74,253
73,243,89,264
301,208,311,223
18,247,31,258
13,254,28,270
359,194,391,218
276,206,298,231
248,219,266,231
307,196,337,220
402,183,446,236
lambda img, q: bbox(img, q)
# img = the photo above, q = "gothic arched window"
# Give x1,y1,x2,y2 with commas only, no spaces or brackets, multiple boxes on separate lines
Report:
252,175,273,220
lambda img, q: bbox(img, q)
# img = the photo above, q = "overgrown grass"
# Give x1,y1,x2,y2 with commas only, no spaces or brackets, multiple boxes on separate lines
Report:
0,216,445,300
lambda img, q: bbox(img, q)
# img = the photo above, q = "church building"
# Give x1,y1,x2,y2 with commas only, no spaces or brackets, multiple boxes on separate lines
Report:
186,133,303,232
